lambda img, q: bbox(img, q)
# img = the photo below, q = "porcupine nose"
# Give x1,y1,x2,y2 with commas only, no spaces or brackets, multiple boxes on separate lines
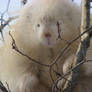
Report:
44,33,51,38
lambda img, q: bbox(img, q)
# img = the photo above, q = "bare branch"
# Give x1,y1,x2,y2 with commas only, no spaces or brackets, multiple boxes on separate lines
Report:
0,16,18,40
9,31,50,67
62,0,91,92
0,81,8,92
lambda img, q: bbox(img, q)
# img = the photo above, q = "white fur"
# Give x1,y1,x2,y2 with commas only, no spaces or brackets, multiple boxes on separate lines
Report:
0,0,92,92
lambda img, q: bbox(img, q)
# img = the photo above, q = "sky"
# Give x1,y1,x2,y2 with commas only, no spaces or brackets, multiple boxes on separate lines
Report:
0,0,22,20
0,0,21,13
0,0,81,19
0,0,81,13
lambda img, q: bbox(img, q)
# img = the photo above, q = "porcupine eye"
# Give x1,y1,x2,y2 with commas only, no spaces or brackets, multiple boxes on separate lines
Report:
37,24,40,27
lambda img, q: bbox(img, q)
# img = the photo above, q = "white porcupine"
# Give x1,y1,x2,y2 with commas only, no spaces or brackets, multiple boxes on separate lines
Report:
0,0,92,92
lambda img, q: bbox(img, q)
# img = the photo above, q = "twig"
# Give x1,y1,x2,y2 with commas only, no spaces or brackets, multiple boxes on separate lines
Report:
9,25,92,68
52,59,87,92
9,31,50,67
50,26,92,67
0,81,8,92
0,16,18,40
5,82,11,92
62,0,91,92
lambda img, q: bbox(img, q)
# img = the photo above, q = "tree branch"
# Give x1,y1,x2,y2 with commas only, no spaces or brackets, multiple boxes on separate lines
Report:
62,0,91,92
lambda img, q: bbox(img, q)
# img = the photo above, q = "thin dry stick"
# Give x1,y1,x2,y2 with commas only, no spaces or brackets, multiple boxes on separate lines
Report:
62,0,91,92
52,59,87,92
50,26,92,67
0,16,18,41
9,24,92,92
5,82,11,92
8,1,92,92
0,0,11,39
9,31,50,67
0,81,8,92
9,25,92,68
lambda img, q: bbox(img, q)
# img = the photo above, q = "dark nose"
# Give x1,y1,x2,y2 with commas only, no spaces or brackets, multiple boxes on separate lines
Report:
45,33,51,38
